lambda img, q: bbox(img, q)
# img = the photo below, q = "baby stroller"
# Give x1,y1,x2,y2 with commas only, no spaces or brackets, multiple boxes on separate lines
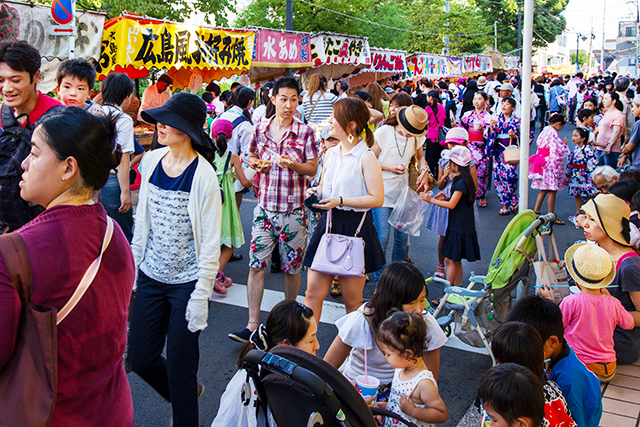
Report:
430,211,557,364
242,345,419,427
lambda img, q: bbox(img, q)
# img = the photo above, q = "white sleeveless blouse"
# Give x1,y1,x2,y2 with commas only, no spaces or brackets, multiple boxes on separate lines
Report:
322,140,370,212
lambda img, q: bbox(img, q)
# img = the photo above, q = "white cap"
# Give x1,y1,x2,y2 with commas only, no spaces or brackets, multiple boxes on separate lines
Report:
442,145,472,167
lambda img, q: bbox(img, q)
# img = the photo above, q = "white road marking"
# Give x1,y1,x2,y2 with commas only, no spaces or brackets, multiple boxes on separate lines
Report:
211,283,490,356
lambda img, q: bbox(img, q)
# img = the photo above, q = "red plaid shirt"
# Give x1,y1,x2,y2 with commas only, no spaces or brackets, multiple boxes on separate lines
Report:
250,117,318,213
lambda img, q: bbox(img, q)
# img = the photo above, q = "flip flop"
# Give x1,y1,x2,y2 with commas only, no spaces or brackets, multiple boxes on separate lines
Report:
479,201,488,208
555,218,565,225
499,208,510,215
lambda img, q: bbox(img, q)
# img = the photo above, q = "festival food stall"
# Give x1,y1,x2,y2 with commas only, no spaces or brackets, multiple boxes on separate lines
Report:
248,28,313,82
96,12,254,144
299,32,372,87
461,54,494,77
0,0,106,93
405,53,463,80
347,48,407,87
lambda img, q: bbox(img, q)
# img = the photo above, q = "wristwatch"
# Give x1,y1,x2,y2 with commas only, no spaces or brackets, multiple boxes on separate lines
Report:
339,196,344,207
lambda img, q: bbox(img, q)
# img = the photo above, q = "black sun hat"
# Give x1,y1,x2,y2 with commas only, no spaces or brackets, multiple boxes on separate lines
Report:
141,92,212,149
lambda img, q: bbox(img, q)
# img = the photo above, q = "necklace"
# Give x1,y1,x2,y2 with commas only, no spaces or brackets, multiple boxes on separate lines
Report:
394,130,409,158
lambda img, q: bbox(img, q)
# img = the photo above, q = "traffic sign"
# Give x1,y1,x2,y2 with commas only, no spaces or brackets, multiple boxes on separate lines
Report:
51,0,73,25
48,25,76,36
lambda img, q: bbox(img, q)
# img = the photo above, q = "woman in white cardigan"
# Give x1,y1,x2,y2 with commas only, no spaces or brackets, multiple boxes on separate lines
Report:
129,93,222,427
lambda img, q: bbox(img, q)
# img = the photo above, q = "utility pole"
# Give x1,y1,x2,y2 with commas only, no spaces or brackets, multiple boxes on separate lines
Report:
517,3,522,56
588,18,594,75
519,0,533,212
636,0,639,77
576,33,580,68
601,0,606,72
285,0,293,77
495,21,498,51
442,0,450,56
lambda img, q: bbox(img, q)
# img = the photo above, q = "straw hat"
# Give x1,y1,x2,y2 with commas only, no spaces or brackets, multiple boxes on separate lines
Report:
397,105,429,137
581,194,631,247
477,76,487,89
564,243,615,289
442,145,471,167
444,127,469,145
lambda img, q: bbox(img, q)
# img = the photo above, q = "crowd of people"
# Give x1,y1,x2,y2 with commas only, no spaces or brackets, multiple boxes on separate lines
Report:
0,38,639,427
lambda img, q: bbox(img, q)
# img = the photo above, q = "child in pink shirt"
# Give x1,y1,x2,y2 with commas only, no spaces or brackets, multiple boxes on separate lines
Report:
541,243,634,382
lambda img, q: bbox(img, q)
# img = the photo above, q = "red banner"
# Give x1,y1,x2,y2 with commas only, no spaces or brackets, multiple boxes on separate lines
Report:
251,30,312,68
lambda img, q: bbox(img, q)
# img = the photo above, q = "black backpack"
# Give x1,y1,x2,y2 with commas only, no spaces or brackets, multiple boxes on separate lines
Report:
0,103,60,230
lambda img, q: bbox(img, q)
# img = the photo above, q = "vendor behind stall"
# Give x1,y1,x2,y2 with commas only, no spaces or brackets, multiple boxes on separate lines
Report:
137,74,172,123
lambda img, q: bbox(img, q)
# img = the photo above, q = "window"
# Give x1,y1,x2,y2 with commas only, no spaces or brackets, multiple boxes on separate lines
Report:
626,26,636,37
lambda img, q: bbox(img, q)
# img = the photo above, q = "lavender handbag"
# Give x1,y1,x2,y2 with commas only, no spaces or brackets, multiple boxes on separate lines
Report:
311,209,367,277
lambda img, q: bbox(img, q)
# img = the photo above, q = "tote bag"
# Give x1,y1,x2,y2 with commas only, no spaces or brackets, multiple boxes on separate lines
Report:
533,233,570,304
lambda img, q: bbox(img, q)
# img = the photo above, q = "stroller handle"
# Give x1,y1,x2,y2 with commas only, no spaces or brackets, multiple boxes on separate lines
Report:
516,213,557,252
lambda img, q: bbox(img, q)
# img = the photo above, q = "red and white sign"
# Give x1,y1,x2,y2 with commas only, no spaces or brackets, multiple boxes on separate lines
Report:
364,48,406,74
310,33,371,68
251,30,312,68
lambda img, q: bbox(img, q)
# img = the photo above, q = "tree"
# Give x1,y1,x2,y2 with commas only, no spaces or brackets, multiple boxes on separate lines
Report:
234,0,410,49
404,0,492,55
570,50,589,67
474,0,569,54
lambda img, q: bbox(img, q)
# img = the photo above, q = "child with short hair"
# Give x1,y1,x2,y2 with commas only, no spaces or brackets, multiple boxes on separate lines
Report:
540,243,634,382
491,322,576,427
506,296,603,427
377,311,448,427
576,108,595,143
56,59,103,116
565,127,598,219
478,363,545,427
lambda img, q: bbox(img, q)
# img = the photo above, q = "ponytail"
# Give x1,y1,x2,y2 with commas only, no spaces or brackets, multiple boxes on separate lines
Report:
363,126,375,148
459,166,476,206
214,133,228,157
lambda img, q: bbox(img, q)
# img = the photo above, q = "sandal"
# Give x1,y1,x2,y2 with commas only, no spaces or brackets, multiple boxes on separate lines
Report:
434,264,445,279
555,218,565,225
216,272,233,288
510,205,518,213
479,201,488,208
499,208,510,215
330,277,342,296
213,281,228,295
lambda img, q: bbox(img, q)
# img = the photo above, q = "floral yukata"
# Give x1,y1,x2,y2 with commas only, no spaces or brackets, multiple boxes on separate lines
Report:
530,126,570,191
565,145,598,200
485,113,521,208
461,109,492,199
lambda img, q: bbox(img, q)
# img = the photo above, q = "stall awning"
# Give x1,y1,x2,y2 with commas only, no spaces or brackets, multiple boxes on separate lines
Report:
406,53,463,79
347,48,406,87
246,28,313,82
300,32,371,84
461,54,493,76
96,13,255,84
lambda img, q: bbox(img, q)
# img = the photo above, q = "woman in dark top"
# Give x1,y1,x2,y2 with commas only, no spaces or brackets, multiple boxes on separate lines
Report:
580,194,640,364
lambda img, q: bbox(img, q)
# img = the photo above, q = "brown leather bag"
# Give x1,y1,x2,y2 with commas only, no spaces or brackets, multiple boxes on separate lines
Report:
0,233,57,427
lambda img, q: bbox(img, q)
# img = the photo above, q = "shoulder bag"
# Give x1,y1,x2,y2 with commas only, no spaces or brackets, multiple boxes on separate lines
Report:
311,209,367,277
503,136,520,165
0,217,114,427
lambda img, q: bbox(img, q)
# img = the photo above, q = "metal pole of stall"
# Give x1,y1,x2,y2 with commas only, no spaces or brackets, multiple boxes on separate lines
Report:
285,0,293,77
518,0,534,212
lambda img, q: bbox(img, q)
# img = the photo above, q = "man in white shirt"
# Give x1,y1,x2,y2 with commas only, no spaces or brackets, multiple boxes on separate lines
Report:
100,73,136,242
138,74,172,123
486,71,507,100
492,83,521,118
206,81,225,117
615,76,635,144
566,72,585,123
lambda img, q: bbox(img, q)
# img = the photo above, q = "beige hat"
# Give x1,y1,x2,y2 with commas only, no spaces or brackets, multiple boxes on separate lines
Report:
477,76,487,89
581,194,631,247
397,105,429,137
564,243,615,289
499,82,514,92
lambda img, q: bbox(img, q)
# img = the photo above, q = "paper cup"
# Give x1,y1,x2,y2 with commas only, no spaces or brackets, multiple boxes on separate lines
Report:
355,375,380,402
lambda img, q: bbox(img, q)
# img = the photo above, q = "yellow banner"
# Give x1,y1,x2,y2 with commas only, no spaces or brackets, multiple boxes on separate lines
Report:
97,17,254,78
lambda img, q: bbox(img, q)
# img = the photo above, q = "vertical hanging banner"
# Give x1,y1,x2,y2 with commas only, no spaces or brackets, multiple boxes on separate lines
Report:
96,15,254,78
310,33,371,67
366,48,407,74
251,29,312,68
492,53,505,70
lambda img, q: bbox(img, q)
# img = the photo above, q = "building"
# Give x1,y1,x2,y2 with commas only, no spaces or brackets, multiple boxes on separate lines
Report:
533,30,571,72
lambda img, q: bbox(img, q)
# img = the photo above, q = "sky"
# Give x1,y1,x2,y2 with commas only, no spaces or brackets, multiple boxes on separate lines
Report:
563,0,638,48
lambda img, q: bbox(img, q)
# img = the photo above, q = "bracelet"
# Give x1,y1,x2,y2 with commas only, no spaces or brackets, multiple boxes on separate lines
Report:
420,167,428,172
339,196,344,207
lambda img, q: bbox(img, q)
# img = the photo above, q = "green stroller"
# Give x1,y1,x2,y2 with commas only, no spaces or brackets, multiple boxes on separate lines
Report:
429,211,556,364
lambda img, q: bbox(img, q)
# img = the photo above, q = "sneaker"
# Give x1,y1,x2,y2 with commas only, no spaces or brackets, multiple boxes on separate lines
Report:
213,281,227,295
228,328,252,343
330,278,342,296
229,252,243,262
216,272,233,288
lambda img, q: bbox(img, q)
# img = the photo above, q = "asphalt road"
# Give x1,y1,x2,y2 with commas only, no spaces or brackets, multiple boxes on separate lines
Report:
129,123,587,426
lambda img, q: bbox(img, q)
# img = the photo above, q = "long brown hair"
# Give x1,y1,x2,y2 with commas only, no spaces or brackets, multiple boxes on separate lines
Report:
307,74,327,96
333,98,375,147
384,92,412,127
366,82,390,113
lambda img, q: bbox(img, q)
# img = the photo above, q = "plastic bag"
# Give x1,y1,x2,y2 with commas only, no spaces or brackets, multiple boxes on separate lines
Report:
388,186,430,236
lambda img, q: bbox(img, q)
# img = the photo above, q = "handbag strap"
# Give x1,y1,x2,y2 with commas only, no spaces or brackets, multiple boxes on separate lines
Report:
308,92,324,121
222,151,232,177
57,217,114,325
0,232,33,303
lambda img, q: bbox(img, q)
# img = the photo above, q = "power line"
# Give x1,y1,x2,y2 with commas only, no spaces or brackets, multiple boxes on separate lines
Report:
296,0,510,37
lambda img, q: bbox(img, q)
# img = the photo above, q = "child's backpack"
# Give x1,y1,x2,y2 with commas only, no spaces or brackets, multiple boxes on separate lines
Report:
0,104,58,230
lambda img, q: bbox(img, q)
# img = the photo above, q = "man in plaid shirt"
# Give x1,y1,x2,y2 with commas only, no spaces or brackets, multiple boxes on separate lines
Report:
229,77,318,343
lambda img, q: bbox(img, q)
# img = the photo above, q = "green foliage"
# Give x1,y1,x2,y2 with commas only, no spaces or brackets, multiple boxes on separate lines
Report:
474,0,569,53
405,0,492,55
235,0,410,49
570,50,589,66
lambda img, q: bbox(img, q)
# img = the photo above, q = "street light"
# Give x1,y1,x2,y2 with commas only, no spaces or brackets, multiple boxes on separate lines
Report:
576,33,588,68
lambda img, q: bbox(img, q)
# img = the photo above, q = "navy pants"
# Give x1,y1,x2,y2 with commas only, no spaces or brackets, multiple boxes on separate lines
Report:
99,174,133,243
129,272,201,427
